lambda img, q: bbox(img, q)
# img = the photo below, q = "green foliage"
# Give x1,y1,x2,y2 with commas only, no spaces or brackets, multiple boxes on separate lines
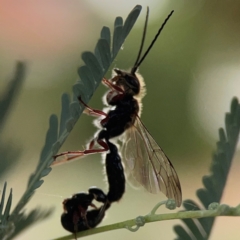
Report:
55,98,240,240
0,62,54,239
0,62,26,130
174,98,240,240
0,5,142,240
0,62,26,176
0,182,13,240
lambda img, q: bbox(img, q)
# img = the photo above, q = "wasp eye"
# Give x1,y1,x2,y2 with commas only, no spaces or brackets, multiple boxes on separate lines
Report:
125,74,140,94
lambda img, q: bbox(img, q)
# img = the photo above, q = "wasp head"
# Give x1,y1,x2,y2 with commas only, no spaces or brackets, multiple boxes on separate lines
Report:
112,68,140,96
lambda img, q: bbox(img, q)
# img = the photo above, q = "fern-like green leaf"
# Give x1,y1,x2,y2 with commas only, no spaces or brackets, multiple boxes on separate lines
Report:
0,182,13,239
0,62,26,130
9,208,54,240
11,114,58,216
0,62,26,177
57,5,142,155
59,93,71,137
7,5,142,240
174,97,240,239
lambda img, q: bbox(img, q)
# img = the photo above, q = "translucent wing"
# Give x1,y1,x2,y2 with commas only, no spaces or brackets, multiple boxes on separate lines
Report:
121,116,182,207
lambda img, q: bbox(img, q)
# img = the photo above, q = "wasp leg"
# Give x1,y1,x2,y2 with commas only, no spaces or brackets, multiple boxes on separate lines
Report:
52,139,109,165
102,77,124,93
78,96,108,117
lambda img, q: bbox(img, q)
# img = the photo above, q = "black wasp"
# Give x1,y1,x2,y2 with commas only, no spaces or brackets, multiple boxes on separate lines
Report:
54,6,182,235
61,140,125,237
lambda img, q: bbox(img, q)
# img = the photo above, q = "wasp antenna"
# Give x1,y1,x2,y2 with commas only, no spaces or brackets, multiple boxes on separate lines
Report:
131,6,149,74
135,10,174,70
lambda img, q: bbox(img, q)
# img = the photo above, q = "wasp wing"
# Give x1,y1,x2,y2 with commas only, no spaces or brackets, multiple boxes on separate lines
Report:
121,116,182,207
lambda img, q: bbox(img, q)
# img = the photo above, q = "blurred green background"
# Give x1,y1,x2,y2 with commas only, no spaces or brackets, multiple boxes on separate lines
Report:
1,0,240,239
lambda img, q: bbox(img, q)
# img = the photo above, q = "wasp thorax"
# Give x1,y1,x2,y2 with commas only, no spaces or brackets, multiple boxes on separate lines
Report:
113,69,140,95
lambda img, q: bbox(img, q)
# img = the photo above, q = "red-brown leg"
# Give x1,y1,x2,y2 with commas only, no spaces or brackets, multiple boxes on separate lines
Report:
102,78,124,93
88,139,95,149
52,139,109,166
78,96,107,117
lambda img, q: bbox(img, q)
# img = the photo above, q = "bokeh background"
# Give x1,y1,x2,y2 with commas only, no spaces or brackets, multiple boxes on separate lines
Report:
1,0,240,239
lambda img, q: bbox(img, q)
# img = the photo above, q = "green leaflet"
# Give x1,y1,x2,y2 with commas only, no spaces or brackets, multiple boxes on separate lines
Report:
174,98,240,239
